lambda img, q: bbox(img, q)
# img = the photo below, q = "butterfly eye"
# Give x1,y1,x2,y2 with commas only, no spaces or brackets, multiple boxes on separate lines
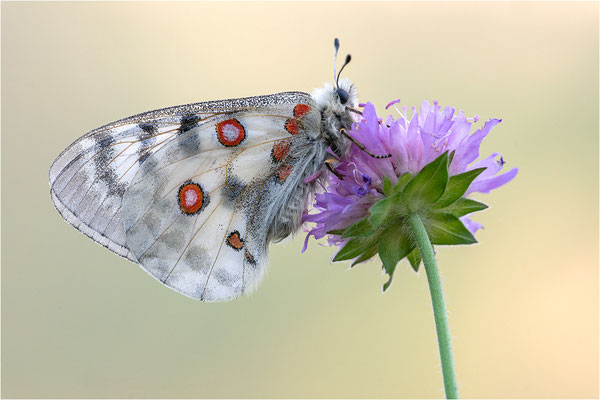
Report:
336,88,349,105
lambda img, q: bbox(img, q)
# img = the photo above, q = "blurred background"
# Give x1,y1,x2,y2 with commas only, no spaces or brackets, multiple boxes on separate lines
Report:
2,2,598,398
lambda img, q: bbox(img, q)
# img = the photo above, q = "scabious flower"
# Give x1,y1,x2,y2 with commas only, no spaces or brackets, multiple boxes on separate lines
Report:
302,99,517,288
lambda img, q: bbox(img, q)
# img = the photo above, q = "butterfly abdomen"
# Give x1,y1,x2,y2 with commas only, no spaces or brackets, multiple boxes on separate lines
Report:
235,103,328,244
264,137,328,242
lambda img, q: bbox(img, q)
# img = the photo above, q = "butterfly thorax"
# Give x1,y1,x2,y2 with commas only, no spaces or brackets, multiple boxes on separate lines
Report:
311,78,358,158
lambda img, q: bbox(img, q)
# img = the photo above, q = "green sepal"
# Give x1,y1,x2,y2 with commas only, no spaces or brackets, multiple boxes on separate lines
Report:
407,248,422,272
442,198,488,218
401,151,449,211
333,238,368,262
434,168,486,208
448,150,456,165
425,212,477,245
383,176,393,196
332,233,380,262
369,192,409,228
393,172,412,194
369,196,394,227
328,151,491,291
342,218,374,238
378,226,414,291
383,273,395,292
351,245,379,267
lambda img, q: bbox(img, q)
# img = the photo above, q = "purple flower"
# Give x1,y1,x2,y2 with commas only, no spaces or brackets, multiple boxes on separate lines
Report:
302,100,518,253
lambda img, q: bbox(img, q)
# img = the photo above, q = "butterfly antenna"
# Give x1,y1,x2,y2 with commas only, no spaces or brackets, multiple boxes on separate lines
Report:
333,38,340,86
340,129,392,159
336,54,352,89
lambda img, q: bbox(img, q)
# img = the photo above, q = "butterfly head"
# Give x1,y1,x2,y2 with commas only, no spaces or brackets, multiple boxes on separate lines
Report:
312,78,357,112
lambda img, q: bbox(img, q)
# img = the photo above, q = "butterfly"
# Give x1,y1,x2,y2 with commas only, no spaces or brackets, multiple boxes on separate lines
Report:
49,39,389,301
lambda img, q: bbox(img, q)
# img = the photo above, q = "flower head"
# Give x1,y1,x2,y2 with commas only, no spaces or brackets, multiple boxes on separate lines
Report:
302,100,518,289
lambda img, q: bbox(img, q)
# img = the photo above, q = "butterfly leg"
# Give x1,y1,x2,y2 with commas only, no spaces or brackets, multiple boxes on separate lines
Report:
345,106,363,116
325,159,344,180
339,129,392,159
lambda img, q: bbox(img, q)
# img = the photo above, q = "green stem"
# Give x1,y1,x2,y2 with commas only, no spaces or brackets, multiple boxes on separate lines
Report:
407,213,459,399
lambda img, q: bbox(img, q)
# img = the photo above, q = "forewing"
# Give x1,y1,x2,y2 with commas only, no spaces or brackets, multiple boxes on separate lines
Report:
121,97,319,301
49,119,183,260
49,92,310,264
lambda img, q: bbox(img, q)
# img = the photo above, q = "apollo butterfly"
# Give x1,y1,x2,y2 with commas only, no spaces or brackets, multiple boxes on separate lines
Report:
48,39,389,301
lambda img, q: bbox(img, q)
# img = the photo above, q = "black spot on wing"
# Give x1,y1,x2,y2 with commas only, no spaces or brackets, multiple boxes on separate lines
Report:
180,115,202,134
214,268,235,286
108,182,127,197
93,131,119,186
222,174,246,208
94,131,116,149
139,123,158,136
171,132,202,159
183,245,211,275
175,115,203,159
244,250,257,267
138,152,151,165
140,157,158,176
136,124,159,166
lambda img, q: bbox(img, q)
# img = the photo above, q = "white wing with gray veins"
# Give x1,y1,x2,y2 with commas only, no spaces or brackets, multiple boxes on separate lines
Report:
49,92,320,301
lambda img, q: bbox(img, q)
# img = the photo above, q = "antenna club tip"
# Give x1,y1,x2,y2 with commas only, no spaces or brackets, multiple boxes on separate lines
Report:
334,38,340,49
346,54,352,62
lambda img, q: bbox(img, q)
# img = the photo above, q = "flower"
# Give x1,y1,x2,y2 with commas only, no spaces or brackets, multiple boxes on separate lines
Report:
302,100,517,284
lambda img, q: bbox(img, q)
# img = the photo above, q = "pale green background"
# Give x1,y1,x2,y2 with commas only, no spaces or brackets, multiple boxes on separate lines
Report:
2,2,598,398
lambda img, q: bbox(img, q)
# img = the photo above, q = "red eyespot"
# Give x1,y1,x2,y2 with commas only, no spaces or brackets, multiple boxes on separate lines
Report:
293,104,311,119
285,119,299,135
271,140,290,163
216,119,246,147
244,250,256,265
277,164,293,182
226,231,244,251
178,182,204,215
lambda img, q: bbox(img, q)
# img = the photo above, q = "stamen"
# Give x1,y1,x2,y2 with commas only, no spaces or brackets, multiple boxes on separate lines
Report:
385,99,402,110
393,104,408,122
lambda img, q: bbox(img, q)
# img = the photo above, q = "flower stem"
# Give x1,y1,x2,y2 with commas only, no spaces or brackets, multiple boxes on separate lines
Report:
407,213,459,399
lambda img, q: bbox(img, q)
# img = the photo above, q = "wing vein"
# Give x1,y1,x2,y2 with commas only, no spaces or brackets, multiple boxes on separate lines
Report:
241,176,270,294
53,128,178,194
200,209,237,299
161,197,225,283
83,131,179,227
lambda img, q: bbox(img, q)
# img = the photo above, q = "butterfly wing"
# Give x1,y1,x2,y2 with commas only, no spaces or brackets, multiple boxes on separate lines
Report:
50,92,322,301
49,111,190,261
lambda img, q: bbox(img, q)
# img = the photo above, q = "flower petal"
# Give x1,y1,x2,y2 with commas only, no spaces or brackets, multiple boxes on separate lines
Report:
467,167,518,194
453,118,502,172
461,217,484,234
